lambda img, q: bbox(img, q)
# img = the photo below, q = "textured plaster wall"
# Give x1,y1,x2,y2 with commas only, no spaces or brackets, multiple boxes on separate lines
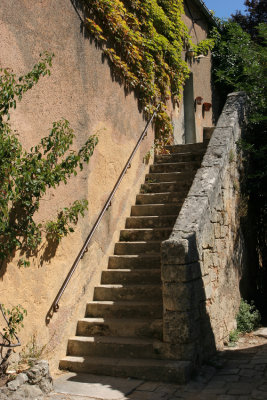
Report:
172,0,214,144
161,93,247,365
0,0,153,371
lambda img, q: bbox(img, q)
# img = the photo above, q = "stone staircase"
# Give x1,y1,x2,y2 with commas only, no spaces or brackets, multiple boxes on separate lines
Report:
59,142,207,383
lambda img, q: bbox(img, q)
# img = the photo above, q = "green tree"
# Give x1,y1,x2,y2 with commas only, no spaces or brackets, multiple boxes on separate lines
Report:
212,20,266,317
232,0,267,43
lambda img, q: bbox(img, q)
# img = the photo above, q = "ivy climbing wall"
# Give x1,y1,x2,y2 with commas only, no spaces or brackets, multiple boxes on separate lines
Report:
84,0,217,144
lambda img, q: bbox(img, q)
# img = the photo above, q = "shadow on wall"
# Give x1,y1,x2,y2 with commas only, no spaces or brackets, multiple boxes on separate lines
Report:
0,235,60,280
211,57,225,125
162,207,250,369
69,0,143,112
184,233,218,365
161,231,217,369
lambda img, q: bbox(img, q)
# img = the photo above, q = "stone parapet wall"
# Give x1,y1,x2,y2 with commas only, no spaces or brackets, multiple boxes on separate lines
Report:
161,92,247,365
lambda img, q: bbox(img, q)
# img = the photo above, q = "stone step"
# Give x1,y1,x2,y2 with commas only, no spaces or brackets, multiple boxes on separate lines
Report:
114,241,161,255
150,162,200,174
131,204,181,216
67,336,164,359
94,284,161,301
140,181,190,194
145,171,194,183
120,228,172,242
126,215,177,229
165,142,207,153
155,152,204,164
136,192,184,205
101,269,161,284
108,254,161,269
76,317,163,339
59,356,192,383
86,301,162,319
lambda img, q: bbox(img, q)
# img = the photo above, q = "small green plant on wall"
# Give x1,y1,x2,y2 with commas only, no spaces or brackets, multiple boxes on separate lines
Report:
19,333,46,368
228,299,261,346
0,52,98,266
84,0,216,141
0,304,27,375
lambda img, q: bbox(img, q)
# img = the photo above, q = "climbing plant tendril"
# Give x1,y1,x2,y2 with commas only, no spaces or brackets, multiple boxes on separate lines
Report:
0,53,98,266
84,0,215,140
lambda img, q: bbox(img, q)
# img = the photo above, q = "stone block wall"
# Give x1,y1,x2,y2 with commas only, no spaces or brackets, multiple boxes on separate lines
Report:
161,92,247,365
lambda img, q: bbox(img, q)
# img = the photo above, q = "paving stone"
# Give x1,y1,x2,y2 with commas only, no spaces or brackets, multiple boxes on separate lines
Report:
239,376,262,384
197,393,225,400
227,382,253,395
251,360,267,366
211,375,239,383
154,384,179,396
137,382,160,391
253,329,267,339
239,369,257,377
251,389,267,400
218,368,240,375
225,361,249,367
206,380,228,388
258,383,267,391
255,365,267,372
198,386,227,395
238,396,252,400
170,394,197,400
53,372,141,399
128,391,167,399
181,381,206,391
47,397,99,400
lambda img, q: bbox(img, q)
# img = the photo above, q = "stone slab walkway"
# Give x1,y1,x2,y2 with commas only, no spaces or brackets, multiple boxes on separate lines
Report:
46,331,267,400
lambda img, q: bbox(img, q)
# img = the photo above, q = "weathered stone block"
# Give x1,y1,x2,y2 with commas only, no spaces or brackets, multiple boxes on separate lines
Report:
216,92,246,131
161,262,202,283
210,267,218,283
163,309,200,344
161,235,199,265
188,168,221,197
26,360,50,385
161,341,198,361
171,195,210,235
7,373,28,391
214,223,221,239
212,252,220,268
202,227,215,249
162,279,205,312
202,250,213,269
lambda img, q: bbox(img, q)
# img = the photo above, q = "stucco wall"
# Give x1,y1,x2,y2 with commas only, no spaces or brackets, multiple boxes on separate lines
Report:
161,93,247,365
0,0,154,371
172,0,214,144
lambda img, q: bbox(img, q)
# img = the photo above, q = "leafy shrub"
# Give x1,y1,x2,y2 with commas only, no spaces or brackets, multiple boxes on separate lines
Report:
228,299,261,345
229,329,240,345
236,299,261,333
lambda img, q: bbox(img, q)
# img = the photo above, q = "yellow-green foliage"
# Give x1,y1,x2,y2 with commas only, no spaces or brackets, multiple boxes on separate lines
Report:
85,0,214,139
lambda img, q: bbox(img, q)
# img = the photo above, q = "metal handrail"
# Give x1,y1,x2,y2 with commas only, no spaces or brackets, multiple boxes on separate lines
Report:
46,104,160,323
